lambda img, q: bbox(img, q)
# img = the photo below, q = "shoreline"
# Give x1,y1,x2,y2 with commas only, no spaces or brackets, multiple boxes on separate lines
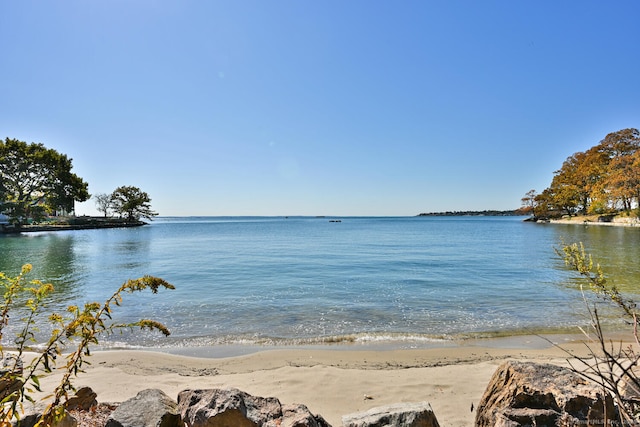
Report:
545,215,640,227
32,333,616,427
0,220,146,234
134,332,590,359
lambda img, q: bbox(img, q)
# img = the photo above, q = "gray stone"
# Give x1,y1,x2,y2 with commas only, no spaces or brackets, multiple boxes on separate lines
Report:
341,402,440,427
106,388,182,427
475,361,616,427
11,403,77,427
177,388,330,427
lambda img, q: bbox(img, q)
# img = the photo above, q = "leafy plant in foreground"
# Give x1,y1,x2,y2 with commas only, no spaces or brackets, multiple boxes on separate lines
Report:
557,242,640,425
0,264,174,426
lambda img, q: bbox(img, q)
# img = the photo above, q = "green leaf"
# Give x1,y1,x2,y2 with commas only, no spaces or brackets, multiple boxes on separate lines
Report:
30,375,41,391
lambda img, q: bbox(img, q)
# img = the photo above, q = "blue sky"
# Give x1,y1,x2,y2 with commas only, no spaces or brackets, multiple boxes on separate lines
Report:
2,1,639,216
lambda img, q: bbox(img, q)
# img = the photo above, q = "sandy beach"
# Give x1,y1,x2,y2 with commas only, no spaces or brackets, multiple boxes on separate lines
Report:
30,334,606,427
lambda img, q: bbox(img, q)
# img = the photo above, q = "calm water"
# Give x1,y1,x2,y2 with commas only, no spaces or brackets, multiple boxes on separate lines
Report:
1,216,639,351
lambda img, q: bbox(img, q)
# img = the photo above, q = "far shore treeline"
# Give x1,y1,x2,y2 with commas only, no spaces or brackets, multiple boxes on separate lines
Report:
0,137,157,231
521,128,640,220
3,129,640,230
418,210,524,216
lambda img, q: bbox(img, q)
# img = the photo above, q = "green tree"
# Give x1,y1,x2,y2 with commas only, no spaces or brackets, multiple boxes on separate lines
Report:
0,138,90,227
93,193,113,218
110,186,158,223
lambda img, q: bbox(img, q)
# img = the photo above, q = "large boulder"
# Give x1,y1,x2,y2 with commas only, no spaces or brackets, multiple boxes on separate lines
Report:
106,388,182,427
475,361,616,427
177,388,330,427
342,402,440,427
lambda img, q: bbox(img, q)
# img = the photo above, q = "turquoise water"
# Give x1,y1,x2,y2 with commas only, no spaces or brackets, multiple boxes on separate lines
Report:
1,216,639,350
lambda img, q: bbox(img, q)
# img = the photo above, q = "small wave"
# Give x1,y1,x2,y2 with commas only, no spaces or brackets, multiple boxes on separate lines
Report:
91,331,456,350
88,323,598,352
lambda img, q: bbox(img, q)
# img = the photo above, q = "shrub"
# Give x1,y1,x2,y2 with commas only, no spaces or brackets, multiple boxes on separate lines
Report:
558,242,640,425
0,264,174,426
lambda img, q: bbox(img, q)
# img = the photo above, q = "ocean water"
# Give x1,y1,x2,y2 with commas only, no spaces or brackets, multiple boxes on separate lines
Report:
1,216,640,351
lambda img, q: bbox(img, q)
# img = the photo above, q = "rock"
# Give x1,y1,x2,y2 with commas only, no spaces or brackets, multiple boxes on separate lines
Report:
11,403,77,427
619,369,640,401
64,386,98,411
281,403,331,427
341,402,440,427
475,361,616,427
177,388,330,427
49,411,78,427
106,388,182,427
178,388,281,427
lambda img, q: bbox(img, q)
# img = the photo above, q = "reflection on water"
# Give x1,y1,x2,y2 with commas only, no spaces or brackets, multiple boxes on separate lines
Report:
0,232,82,304
114,238,150,269
0,228,154,308
549,224,640,293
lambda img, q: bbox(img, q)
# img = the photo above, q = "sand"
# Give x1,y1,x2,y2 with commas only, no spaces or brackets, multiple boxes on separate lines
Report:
28,334,607,427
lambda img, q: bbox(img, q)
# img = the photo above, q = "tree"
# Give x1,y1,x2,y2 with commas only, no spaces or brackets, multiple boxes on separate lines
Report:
533,188,555,218
597,129,640,211
0,138,89,226
557,243,640,424
93,192,113,217
520,189,538,215
547,149,608,216
537,128,640,218
110,185,158,222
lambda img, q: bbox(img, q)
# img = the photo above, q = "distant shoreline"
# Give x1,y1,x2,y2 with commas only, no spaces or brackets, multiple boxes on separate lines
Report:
417,209,526,216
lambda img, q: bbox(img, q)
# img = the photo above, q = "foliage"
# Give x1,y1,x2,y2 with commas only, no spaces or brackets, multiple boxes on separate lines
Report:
524,128,640,219
0,264,174,426
93,193,113,218
0,138,90,227
557,242,640,425
110,186,158,223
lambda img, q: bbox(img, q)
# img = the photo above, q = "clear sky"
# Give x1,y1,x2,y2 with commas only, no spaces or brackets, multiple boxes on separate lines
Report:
2,1,639,216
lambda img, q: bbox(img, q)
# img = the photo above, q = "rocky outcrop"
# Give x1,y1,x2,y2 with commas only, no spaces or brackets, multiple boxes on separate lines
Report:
342,402,440,427
106,388,182,427
475,361,616,427
177,388,330,427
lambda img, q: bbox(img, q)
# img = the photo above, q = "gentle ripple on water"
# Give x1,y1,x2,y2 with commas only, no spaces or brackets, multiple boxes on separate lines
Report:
1,216,640,350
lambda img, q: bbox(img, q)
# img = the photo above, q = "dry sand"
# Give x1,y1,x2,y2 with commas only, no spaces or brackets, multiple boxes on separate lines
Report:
30,334,607,427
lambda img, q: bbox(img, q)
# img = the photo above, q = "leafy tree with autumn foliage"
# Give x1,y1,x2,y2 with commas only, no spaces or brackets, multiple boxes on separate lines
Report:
525,128,640,219
519,189,538,215
600,129,640,211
